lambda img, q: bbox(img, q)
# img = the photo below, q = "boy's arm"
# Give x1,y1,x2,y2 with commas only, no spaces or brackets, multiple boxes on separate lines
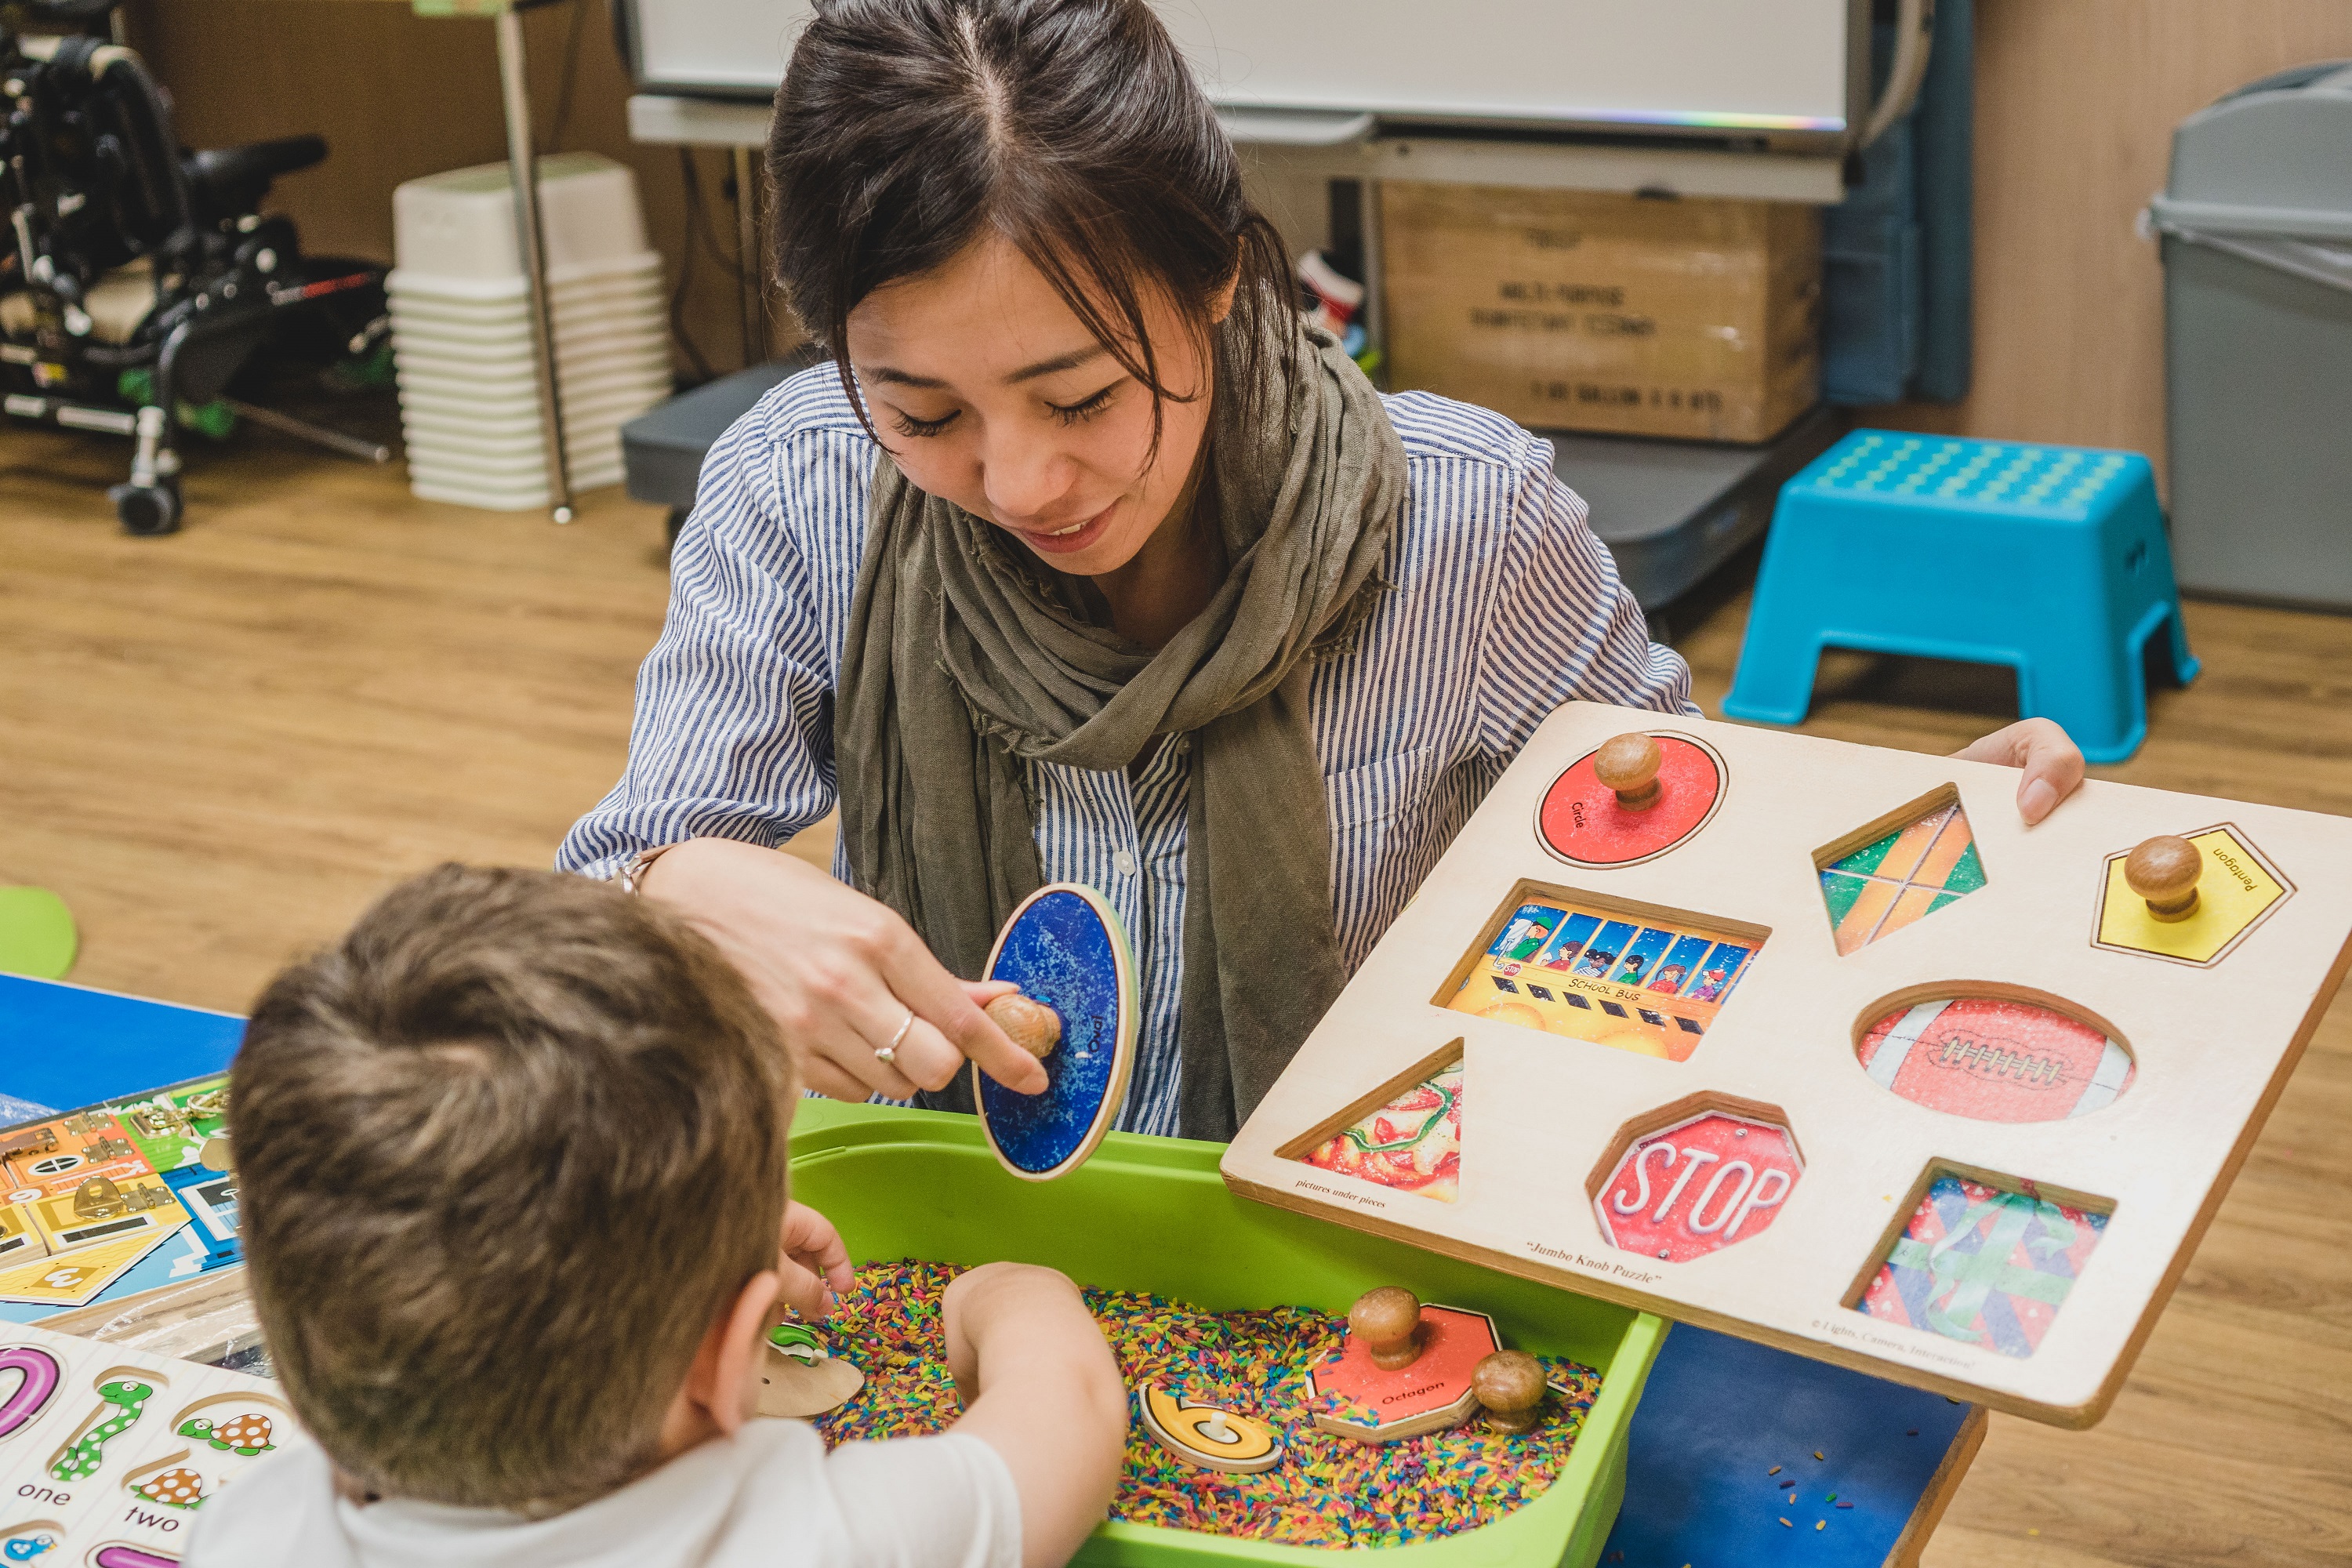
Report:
944,1262,1128,1568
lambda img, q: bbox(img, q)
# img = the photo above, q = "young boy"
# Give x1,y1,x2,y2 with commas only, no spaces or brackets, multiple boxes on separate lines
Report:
187,864,1128,1568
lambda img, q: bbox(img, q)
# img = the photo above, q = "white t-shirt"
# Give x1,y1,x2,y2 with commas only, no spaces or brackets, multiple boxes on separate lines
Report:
183,1420,1022,1568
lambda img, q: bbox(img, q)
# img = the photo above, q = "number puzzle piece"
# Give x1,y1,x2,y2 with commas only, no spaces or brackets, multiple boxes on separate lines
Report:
49,1380,154,1483
0,1346,63,1441
1137,1385,1283,1473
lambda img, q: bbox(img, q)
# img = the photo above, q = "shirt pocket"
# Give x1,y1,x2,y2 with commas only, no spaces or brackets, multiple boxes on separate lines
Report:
1325,746,1444,835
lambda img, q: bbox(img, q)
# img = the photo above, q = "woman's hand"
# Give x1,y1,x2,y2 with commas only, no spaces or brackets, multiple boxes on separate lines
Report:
1951,718,2085,825
641,836,1048,1102
778,1201,855,1321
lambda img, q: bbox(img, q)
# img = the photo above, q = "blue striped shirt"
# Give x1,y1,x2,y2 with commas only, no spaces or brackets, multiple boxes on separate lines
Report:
558,365,1697,1134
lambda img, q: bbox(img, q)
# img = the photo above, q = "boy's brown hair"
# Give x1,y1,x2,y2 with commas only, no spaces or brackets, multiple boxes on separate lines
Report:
231,865,794,1511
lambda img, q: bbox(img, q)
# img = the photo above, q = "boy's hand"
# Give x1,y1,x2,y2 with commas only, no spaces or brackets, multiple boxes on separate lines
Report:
942,1261,1079,1407
1953,718,2085,826
778,1202,854,1320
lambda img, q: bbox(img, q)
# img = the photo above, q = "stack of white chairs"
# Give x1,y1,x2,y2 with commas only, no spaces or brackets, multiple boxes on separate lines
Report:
388,152,671,510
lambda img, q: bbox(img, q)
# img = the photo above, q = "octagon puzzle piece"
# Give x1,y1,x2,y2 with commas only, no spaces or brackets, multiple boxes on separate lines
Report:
1306,1303,1501,1442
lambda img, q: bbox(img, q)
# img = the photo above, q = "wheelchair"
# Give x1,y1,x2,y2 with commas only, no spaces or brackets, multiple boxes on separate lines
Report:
1,0,389,534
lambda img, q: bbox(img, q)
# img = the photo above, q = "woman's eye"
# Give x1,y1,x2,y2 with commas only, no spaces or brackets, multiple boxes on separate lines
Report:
890,408,959,439
1047,384,1117,427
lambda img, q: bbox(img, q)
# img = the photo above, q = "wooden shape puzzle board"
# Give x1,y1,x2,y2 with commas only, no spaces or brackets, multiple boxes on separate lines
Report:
1222,703,2352,1425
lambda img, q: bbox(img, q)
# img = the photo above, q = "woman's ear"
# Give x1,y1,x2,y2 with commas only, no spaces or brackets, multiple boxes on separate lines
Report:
1207,264,1242,325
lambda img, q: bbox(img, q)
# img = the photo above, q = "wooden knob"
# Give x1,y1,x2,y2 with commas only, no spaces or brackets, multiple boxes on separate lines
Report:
1348,1287,1425,1370
2125,835,2201,923
1594,733,1663,811
1472,1349,1548,1434
985,993,1062,1057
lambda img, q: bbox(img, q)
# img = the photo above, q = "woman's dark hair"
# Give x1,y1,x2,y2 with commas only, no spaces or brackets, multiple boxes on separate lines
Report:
766,0,1293,443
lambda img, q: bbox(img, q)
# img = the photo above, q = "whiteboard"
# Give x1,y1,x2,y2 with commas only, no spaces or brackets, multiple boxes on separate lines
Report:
622,0,1857,136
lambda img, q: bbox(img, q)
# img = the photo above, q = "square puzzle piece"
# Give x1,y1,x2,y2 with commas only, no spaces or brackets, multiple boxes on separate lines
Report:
1857,1173,2108,1359
1819,799,1986,956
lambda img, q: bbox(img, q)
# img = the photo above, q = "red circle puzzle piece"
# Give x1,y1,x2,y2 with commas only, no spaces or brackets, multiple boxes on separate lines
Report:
1538,734,1724,867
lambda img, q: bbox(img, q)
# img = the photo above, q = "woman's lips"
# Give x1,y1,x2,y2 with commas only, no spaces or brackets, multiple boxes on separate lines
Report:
1011,505,1113,557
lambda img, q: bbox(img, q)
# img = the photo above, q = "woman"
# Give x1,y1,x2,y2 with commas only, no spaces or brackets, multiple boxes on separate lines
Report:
558,0,2082,1139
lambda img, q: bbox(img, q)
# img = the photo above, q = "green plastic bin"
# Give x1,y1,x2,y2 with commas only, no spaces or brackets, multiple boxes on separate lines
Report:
789,1102,1667,1568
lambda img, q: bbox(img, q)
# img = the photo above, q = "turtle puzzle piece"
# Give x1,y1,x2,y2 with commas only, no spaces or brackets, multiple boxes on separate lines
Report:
132,1465,206,1509
178,1410,276,1456
974,884,1138,1181
49,1378,154,1482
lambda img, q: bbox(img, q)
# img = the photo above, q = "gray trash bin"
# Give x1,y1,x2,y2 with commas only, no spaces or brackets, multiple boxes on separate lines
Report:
2147,61,2352,611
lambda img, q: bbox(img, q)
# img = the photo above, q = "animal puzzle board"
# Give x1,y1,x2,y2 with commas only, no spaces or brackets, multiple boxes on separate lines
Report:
0,1317,292,1563
1224,702,2352,1425
0,1080,240,1325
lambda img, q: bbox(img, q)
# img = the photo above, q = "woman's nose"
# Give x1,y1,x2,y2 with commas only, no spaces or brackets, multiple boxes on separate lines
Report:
979,433,1076,524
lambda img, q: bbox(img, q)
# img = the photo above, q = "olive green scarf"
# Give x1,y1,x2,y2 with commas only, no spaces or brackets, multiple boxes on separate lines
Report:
837,318,1405,1138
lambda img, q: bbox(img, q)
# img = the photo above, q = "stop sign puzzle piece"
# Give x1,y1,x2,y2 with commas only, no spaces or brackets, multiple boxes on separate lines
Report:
1595,1109,1803,1263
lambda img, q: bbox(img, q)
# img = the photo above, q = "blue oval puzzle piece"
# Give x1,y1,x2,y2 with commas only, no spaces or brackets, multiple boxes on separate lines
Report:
975,884,1137,1180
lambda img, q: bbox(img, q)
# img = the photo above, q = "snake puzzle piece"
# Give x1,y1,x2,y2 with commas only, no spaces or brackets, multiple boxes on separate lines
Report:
1225,702,2352,1425
0,1319,289,1562
0,1080,237,1321
974,884,1138,1181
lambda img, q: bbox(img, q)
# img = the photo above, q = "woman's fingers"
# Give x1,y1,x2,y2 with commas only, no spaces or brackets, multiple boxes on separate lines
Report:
1951,717,2085,826
880,930,1049,1096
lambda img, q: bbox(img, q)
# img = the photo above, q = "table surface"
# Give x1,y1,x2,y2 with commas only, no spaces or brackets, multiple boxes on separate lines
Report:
0,971,1981,1565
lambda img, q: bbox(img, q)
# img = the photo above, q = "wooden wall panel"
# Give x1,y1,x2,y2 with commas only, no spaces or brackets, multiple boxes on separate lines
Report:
1870,0,2352,488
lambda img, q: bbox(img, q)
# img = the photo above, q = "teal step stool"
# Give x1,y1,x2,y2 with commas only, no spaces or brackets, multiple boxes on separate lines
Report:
1722,431,2198,763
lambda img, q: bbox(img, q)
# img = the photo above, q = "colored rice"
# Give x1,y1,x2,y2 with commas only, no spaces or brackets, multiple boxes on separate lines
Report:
811,1260,1603,1548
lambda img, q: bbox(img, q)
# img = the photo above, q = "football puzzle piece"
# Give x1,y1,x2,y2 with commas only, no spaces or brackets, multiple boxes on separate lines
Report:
1857,995,2132,1122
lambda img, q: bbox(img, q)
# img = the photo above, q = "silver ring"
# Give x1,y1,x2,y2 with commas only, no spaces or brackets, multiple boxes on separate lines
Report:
875,1010,914,1067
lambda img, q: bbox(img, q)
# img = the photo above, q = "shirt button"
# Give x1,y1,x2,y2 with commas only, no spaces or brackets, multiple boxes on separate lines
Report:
1112,849,1138,877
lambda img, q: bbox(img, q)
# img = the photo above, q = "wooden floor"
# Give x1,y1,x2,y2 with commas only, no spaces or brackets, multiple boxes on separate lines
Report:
5,423,2349,1566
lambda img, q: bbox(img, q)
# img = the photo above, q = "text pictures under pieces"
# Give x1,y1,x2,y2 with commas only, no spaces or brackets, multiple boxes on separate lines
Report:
1451,901,1761,1062
1819,800,1986,956
1296,1061,1463,1201
1857,1174,2110,1359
